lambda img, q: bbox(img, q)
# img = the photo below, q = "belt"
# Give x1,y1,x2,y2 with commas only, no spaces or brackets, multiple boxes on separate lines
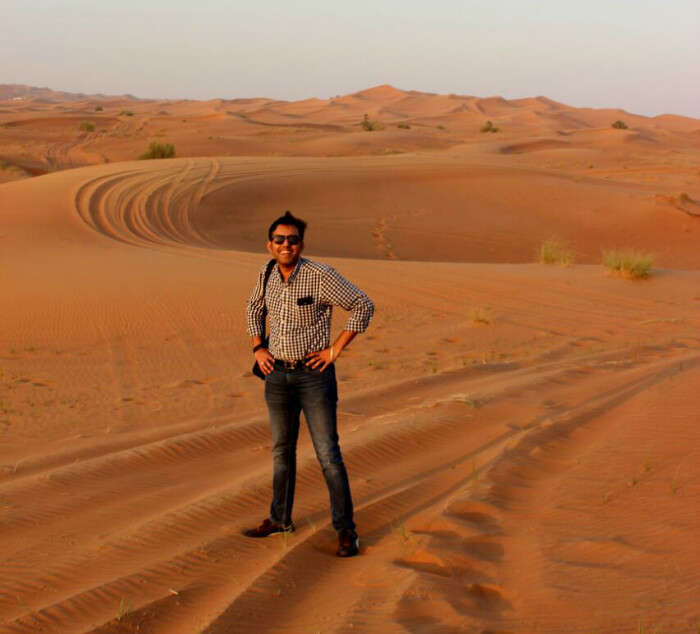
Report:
274,358,305,370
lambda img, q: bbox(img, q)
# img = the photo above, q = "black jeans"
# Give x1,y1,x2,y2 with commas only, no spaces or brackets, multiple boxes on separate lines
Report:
264,362,355,531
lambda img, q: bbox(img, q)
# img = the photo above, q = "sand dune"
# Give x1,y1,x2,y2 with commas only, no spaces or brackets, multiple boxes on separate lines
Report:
0,87,699,633
2,83,699,174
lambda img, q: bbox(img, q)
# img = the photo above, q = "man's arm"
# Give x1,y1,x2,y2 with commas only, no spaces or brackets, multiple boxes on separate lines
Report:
305,268,374,372
245,269,266,338
246,268,275,375
252,334,275,375
321,267,374,333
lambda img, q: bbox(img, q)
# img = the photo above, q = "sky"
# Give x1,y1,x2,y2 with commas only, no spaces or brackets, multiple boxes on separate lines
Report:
2,0,699,118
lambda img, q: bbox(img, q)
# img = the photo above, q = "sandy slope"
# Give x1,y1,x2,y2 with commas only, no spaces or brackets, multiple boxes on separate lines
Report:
0,150,698,634
2,85,699,270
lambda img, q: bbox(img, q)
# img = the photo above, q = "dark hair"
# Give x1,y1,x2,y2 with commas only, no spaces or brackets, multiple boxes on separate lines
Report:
268,210,307,241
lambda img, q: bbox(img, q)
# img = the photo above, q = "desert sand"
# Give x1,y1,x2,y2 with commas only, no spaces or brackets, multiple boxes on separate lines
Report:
0,85,698,633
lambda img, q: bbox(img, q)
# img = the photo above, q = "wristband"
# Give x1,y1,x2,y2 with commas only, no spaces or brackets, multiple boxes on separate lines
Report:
253,344,265,353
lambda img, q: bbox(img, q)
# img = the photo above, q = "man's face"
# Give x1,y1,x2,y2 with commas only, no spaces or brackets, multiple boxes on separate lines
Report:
267,224,304,268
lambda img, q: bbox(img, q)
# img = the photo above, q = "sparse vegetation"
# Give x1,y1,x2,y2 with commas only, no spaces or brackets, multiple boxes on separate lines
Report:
120,110,134,117
78,121,95,132
470,307,492,325
95,105,103,112
481,120,500,133
602,249,654,279
612,120,628,130
670,465,682,495
539,237,575,266
456,395,481,408
392,521,414,543
436,124,446,130
117,598,130,621
139,141,176,160
397,122,411,129
361,113,381,131
679,192,692,204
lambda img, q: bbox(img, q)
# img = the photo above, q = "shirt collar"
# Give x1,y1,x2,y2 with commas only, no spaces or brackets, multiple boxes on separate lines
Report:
277,257,305,284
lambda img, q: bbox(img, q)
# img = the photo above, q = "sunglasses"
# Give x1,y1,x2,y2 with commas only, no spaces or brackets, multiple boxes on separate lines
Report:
271,234,301,245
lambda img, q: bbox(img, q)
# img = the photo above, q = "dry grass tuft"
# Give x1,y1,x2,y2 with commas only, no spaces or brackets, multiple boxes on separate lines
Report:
470,307,492,325
538,238,574,266
361,114,382,131
140,142,175,160
602,249,653,279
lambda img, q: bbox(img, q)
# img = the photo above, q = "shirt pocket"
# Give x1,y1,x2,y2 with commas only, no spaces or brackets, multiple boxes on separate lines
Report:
294,298,318,326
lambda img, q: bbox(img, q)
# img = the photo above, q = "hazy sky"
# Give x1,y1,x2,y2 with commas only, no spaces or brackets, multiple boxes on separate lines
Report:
3,0,699,117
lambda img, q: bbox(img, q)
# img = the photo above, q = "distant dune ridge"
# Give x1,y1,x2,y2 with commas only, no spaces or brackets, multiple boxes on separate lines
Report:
1,83,698,266
0,84,698,633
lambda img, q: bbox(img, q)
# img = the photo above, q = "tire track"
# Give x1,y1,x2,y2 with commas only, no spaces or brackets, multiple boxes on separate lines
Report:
2,347,694,633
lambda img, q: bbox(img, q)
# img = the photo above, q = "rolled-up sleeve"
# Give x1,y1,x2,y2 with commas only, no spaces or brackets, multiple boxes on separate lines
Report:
245,268,266,337
321,267,374,333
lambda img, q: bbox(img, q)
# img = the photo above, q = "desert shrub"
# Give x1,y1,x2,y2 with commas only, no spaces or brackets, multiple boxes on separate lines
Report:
397,122,411,129
140,141,175,159
95,105,103,112
481,120,500,133
361,113,381,131
679,192,692,203
78,121,95,132
602,249,653,278
612,120,628,129
436,124,446,130
539,238,574,266
120,110,134,117
470,307,492,324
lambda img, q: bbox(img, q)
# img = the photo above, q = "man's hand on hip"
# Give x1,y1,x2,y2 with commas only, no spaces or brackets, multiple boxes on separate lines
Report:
304,348,335,372
255,348,275,375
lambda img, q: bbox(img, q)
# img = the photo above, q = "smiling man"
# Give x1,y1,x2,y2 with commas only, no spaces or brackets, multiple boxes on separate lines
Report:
244,210,374,557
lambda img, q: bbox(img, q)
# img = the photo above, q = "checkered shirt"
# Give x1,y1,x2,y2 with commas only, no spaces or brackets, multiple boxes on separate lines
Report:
246,257,374,361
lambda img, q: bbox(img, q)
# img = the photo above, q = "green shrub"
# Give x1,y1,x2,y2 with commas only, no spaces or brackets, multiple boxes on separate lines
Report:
120,110,134,117
539,238,574,266
361,113,381,131
612,120,628,129
481,120,499,133
139,141,176,159
602,249,653,278
79,121,95,132
95,105,103,112
397,122,411,129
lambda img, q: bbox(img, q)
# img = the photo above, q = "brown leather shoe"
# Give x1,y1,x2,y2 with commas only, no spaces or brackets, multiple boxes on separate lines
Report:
336,528,359,557
243,518,295,538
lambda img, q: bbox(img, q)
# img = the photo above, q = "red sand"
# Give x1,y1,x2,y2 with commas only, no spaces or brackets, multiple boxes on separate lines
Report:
0,86,698,633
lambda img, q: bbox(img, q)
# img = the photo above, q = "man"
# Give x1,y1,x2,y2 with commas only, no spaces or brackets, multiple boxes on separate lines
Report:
244,210,374,557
